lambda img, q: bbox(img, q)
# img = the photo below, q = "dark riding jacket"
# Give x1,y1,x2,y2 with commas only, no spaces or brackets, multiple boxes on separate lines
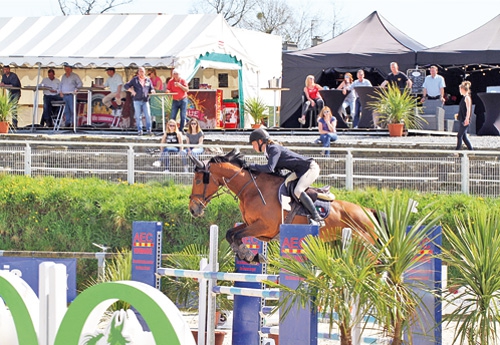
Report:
249,143,313,178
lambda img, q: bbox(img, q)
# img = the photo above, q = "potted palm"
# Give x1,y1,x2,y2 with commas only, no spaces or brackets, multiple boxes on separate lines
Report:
0,91,16,134
368,84,424,136
244,97,268,128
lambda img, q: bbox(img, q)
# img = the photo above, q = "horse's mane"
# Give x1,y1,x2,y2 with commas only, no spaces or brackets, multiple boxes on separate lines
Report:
209,149,246,168
209,149,286,180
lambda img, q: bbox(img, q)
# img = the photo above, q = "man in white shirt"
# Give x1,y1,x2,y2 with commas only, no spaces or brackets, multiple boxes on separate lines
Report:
39,69,61,127
351,69,372,128
422,65,446,104
95,67,126,116
58,64,83,127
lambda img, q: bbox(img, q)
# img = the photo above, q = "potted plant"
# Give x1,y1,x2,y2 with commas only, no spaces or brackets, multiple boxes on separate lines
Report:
368,84,424,136
0,91,16,134
244,97,268,128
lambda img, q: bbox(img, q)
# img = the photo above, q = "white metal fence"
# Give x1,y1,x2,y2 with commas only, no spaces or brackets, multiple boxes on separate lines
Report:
1,140,499,197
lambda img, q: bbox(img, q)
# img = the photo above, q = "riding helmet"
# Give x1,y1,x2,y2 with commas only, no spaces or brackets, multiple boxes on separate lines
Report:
249,128,270,144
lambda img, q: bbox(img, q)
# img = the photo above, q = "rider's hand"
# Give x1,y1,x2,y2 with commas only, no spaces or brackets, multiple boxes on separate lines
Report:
242,162,251,170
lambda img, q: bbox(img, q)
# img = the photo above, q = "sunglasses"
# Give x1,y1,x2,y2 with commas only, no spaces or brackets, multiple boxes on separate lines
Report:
190,122,197,125
324,110,330,113
168,124,176,127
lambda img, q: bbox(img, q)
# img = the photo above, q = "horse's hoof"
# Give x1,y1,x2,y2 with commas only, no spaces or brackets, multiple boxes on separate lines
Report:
252,253,266,264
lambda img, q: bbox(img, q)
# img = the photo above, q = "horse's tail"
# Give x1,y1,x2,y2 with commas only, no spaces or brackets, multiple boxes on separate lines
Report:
370,209,387,229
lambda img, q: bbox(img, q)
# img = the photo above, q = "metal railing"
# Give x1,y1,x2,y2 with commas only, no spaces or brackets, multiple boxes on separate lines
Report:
1,140,499,197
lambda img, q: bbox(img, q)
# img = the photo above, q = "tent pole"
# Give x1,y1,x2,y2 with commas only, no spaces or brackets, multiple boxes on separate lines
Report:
31,63,42,132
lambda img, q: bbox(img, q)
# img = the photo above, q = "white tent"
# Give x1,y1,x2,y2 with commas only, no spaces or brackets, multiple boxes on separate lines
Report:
0,13,282,127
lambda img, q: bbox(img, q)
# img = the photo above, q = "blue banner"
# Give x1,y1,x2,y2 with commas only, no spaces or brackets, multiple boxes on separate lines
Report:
131,221,163,289
0,257,77,303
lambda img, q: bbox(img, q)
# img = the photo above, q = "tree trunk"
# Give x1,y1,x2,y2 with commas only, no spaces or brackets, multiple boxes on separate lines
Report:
339,323,352,345
392,318,404,345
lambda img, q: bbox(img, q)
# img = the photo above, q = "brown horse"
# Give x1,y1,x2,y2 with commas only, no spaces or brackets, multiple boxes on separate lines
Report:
189,150,380,263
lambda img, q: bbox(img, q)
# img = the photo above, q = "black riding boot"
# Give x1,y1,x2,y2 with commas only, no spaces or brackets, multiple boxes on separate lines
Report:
299,192,325,227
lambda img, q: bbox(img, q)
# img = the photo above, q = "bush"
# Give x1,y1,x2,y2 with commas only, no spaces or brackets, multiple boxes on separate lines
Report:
1,175,499,288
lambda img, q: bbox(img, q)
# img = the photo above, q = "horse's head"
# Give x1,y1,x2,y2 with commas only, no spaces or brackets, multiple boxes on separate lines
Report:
188,149,247,217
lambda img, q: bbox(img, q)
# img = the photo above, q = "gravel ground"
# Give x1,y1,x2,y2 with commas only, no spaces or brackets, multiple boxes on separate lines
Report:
203,130,500,151
183,310,461,345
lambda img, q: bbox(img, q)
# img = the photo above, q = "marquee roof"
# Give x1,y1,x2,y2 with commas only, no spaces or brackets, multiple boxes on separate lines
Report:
0,13,255,69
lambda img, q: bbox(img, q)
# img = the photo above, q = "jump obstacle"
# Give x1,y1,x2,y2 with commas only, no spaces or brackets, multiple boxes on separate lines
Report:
131,221,442,345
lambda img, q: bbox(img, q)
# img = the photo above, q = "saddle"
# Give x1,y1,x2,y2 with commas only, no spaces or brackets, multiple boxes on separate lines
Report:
278,175,335,224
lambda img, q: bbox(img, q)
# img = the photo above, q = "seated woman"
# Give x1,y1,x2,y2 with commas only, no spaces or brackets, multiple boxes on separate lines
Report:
317,106,338,157
160,119,183,172
181,118,204,172
299,75,324,125
337,72,355,122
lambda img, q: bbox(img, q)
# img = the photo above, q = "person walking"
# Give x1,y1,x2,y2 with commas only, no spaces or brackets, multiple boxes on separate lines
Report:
455,81,473,151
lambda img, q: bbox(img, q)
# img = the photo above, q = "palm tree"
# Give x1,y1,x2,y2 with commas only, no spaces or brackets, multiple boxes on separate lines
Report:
268,228,383,345
366,192,442,345
441,209,500,345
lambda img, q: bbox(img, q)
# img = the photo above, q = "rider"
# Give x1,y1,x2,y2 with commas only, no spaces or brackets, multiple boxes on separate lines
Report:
247,128,325,227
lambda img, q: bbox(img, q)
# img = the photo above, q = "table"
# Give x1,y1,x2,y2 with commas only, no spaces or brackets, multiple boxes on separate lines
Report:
261,87,289,127
355,86,382,128
477,92,500,136
318,89,349,128
78,87,111,126
150,92,175,132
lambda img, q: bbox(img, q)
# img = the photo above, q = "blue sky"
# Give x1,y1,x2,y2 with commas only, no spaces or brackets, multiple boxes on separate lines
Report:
2,0,500,48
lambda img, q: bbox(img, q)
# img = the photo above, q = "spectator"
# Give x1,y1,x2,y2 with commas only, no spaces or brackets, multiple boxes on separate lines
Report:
336,73,355,122
58,64,83,128
160,119,183,172
147,68,163,91
147,68,164,123
351,69,372,128
94,67,126,117
181,118,204,172
39,69,61,127
299,75,324,125
124,66,155,136
317,106,338,157
422,65,446,104
380,62,412,89
166,69,189,131
1,65,21,128
455,81,473,151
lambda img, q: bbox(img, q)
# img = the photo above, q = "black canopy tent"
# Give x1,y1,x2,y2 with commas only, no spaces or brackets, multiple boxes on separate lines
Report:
281,11,426,127
417,14,500,134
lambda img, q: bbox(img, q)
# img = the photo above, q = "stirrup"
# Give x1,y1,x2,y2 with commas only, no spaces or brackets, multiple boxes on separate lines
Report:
309,218,325,228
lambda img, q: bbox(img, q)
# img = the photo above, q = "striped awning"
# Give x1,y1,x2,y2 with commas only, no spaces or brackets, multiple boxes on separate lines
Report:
0,13,255,69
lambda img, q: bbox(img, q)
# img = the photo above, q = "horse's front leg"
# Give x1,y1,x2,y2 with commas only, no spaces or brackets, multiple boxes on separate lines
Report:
226,222,267,264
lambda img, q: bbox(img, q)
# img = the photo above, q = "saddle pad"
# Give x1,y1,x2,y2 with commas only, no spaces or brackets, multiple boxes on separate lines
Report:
278,183,330,219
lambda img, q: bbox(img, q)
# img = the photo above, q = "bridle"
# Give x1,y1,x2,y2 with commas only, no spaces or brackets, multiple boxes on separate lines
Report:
189,161,265,208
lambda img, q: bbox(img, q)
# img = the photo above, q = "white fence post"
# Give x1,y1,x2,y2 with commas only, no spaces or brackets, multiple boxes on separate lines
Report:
24,143,32,176
127,145,135,184
461,153,470,194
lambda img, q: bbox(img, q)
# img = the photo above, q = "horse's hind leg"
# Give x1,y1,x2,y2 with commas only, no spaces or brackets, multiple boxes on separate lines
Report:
226,224,264,263
226,224,256,262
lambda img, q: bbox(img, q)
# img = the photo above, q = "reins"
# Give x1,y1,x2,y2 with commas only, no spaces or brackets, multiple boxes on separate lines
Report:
190,163,266,206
